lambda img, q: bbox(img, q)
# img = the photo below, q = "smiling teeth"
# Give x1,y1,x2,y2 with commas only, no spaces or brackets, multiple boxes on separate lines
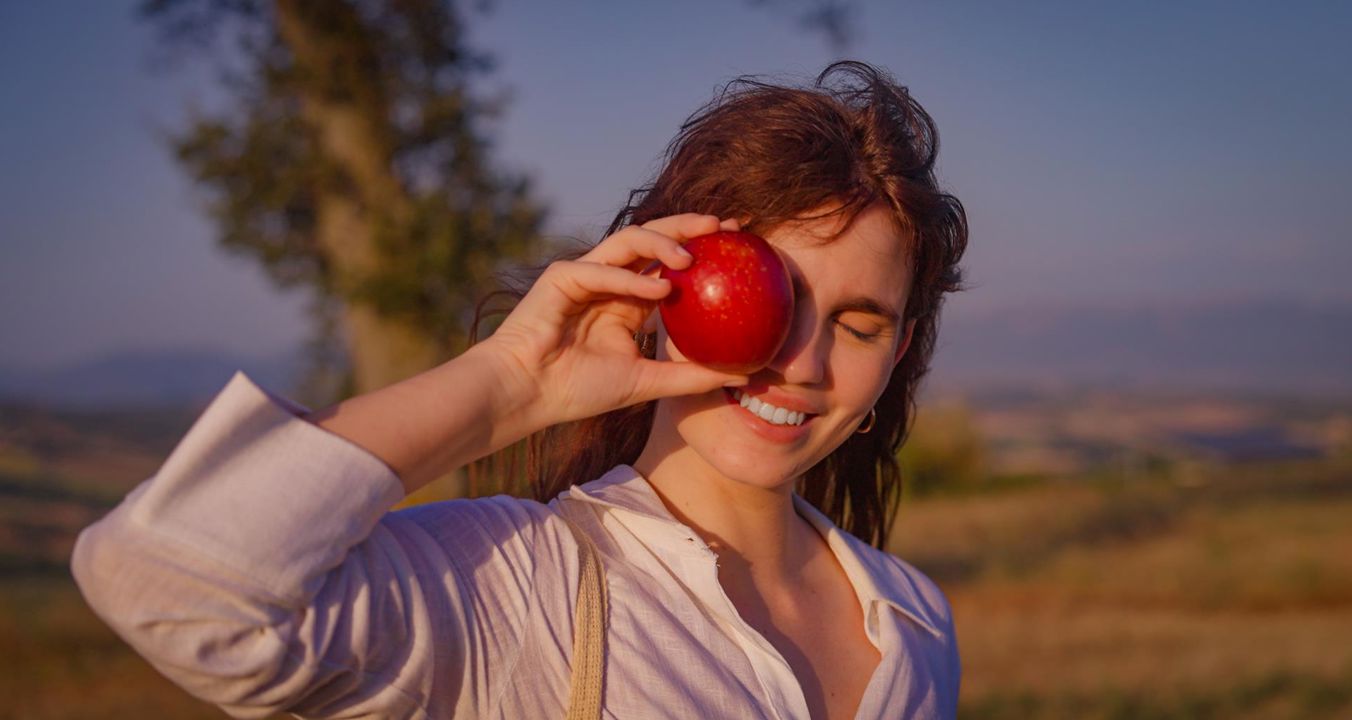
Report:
733,390,808,426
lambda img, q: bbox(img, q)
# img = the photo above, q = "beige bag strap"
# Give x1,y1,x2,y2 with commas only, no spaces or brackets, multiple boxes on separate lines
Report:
562,516,608,720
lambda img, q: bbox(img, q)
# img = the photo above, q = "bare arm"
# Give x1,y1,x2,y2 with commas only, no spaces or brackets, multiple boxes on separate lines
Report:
304,344,532,496
303,213,748,496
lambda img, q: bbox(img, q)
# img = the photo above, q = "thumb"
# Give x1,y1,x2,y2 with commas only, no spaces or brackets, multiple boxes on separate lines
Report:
632,359,748,404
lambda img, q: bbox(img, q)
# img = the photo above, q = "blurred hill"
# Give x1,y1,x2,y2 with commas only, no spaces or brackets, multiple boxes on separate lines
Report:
929,296,1352,397
3,297,1348,411
0,348,304,410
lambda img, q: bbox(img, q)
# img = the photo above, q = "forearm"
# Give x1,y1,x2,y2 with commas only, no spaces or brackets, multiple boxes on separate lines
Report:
305,341,541,495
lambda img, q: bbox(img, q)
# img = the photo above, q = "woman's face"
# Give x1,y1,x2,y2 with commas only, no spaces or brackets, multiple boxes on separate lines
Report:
648,201,916,490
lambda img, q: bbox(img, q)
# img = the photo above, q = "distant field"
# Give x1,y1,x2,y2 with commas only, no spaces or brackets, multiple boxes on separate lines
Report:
3,399,1350,718
892,456,1352,719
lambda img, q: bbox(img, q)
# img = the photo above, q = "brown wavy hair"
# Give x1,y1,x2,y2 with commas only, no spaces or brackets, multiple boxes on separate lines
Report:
474,60,967,548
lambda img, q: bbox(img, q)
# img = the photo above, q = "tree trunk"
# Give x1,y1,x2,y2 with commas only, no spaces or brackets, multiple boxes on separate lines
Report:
343,303,443,394
275,0,442,393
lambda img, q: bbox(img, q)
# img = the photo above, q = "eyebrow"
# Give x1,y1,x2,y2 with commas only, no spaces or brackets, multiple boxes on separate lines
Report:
836,297,902,325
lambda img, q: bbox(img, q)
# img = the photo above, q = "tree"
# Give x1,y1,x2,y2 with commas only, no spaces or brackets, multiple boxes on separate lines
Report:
142,0,859,507
143,0,548,400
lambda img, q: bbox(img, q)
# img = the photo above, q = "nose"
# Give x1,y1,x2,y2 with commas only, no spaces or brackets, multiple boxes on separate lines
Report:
766,299,828,386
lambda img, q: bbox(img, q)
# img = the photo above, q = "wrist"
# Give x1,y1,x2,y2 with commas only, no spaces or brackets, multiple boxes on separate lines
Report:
453,339,548,446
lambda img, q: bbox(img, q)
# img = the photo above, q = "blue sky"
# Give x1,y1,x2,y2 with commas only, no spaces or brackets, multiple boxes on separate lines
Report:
2,1,1349,369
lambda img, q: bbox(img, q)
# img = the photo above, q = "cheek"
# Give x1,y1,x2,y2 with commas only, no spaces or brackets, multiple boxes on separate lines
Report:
832,345,897,407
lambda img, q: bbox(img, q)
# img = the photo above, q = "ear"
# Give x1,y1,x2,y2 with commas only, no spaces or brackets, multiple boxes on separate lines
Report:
893,318,917,367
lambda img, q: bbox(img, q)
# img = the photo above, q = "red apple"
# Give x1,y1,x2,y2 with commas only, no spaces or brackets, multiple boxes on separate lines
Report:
658,230,794,373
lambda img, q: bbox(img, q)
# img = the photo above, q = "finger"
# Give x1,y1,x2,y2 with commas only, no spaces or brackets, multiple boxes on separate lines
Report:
630,358,748,404
525,261,671,318
632,215,741,275
581,224,698,271
639,212,724,241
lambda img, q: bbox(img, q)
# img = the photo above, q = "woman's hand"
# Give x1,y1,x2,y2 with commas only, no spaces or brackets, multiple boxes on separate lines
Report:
479,213,748,430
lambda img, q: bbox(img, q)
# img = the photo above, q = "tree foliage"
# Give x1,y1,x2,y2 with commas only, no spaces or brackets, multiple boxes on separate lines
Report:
142,0,548,399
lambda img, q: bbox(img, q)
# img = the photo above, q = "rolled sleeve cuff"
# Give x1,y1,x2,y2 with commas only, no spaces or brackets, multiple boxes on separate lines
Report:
121,371,406,604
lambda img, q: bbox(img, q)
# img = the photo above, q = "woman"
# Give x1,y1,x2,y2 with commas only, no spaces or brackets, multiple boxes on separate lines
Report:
73,60,968,719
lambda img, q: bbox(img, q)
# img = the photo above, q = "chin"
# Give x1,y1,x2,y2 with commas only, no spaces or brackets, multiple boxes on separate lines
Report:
701,451,803,492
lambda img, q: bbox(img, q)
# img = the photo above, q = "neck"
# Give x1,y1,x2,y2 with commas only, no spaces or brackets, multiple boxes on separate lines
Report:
633,434,819,588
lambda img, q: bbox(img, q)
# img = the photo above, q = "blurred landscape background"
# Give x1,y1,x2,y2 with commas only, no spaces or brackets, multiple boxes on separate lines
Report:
2,1,1349,718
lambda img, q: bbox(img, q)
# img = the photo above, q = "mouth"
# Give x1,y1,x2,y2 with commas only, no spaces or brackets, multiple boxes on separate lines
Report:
723,388,816,427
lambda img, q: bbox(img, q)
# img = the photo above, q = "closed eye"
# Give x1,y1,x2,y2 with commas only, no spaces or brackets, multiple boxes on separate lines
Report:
834,318,881,342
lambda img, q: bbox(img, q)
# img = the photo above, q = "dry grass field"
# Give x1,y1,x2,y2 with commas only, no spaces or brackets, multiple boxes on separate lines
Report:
892,457,1352,719
2,398,1350,718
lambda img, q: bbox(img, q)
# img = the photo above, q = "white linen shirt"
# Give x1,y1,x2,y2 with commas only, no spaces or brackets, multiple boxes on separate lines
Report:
72,371,959,719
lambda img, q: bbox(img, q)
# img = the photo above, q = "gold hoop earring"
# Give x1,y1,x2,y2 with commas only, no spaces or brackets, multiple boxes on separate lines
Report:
856,408,877,434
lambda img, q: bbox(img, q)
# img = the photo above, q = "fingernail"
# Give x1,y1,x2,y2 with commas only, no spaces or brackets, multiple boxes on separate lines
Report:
676,245,693,258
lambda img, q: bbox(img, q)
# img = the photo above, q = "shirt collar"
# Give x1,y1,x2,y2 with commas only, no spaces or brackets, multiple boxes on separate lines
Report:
559,464,945,639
